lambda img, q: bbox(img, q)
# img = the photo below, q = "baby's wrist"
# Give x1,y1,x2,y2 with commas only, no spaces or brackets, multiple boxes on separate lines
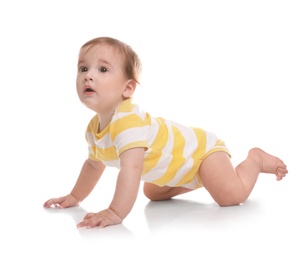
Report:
69,193,82,203
108,207,123,221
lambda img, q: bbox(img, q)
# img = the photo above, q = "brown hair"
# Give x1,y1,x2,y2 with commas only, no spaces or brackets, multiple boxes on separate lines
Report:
80,37,142,85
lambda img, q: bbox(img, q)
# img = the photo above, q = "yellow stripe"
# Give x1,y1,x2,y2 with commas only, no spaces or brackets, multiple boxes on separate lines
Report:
88,153,101,162
142,117,169,174
172,128,205,187
150,118,169,151
86,114,99,132
116,98,135,112
110,114,151,141
90,146,118,161
176,140,231,187
190,127,207,159
152,125,186,186
203,139,231,159
142,151,162,175
118,141,148,155
175,161,201,187
86,115,110,139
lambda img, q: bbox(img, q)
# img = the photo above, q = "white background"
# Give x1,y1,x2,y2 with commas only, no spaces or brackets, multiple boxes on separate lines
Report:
1,0,306,259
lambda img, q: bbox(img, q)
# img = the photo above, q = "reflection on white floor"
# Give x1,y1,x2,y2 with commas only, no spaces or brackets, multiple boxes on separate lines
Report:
2,172,304,260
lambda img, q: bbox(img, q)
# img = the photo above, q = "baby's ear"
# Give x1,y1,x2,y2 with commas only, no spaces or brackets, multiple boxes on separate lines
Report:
123,79,137,98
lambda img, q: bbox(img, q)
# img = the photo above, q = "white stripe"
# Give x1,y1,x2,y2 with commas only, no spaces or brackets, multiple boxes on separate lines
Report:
141,153,173,183
132,105,148,120
86,132,95,145
205,131,218,153
114,104,148,121
141,120,175,183
86,132,114,149
114,126,149,150
147,117,160,146
166,158,194,187
169,120,198,158
180,177,201,189
160,120,174,154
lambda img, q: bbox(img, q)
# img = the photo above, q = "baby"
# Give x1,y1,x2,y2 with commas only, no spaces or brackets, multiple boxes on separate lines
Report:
43,37,288,228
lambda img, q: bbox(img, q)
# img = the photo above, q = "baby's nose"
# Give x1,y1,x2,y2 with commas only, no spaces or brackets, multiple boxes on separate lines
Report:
85,76,93,81
85,73,94,81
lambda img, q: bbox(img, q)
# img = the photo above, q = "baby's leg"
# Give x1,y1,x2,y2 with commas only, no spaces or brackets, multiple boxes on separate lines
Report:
199,148,288,206
143,182,193,201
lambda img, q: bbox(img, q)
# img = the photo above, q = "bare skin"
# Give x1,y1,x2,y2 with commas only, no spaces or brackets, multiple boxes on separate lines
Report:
143,148,288,205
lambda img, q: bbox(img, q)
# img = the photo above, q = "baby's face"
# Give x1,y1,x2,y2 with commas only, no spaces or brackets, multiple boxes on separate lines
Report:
76,44,131,115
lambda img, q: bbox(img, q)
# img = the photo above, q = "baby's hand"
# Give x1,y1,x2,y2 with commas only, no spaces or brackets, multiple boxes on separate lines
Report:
77,208,123,228
43,194,79,209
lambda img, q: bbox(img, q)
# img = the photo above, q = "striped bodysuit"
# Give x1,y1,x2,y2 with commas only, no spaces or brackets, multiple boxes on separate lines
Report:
85,98,231,189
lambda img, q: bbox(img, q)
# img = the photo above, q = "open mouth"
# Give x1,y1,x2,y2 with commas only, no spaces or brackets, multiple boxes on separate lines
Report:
84,87,95,93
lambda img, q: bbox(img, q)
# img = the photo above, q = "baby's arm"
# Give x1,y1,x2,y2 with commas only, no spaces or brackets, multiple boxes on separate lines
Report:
43,159,105,208
77,147,145,228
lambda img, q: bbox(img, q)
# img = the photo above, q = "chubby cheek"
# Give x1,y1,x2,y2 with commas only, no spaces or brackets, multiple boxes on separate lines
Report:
76,79,84,97
76,74,82,85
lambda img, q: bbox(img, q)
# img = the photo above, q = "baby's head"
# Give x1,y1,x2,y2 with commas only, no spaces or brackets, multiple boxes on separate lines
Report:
79,37,142,85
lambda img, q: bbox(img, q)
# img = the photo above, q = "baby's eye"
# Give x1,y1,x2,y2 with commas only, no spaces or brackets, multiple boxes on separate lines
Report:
79,66,88,72
99,67,108,73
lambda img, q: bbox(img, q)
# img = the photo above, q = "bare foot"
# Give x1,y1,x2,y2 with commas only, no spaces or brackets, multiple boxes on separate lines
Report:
248,148,288,181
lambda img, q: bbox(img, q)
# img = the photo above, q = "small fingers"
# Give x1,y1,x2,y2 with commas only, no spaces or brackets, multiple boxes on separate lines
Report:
43,198,60,208
77,216,111,229
59,200,77,209
44,194,79,209
43,200,51,208
99,219,111,228
77,213,98,228
77,209,122,229
83,212,95,219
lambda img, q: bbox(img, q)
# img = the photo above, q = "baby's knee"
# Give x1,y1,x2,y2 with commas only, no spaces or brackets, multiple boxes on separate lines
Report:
143,183,175,201
143,184,161,201
143,189,157,201
214,194,246,207
217,200,242,207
